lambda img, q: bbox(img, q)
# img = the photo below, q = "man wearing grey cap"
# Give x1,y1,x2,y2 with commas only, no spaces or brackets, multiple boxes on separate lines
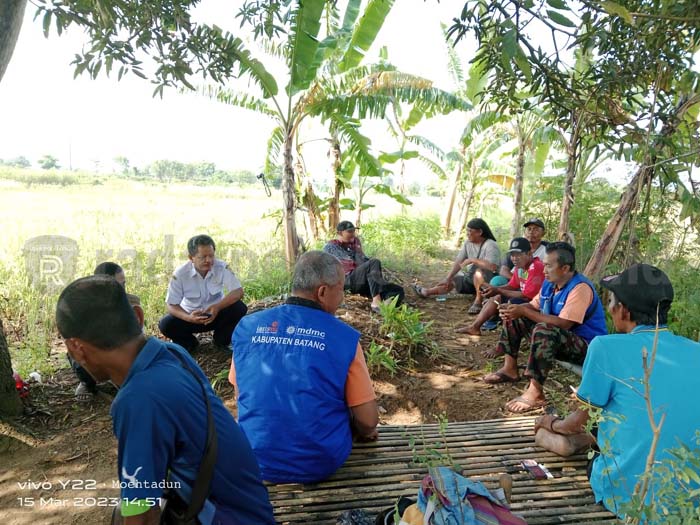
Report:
532,264,700,520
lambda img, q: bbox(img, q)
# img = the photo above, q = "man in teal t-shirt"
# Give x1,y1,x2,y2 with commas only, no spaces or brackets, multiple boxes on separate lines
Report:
533,264,700,520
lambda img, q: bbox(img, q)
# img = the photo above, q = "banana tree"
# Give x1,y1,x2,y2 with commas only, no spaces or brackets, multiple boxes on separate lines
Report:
211,10,467,264
507,111,560,239
443,110,505,236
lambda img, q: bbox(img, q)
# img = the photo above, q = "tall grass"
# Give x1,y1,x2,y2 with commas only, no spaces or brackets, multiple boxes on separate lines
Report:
360,214,443,272
0,179,288,376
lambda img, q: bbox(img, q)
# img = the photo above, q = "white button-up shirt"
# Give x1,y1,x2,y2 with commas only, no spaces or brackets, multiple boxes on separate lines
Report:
165,259,242,313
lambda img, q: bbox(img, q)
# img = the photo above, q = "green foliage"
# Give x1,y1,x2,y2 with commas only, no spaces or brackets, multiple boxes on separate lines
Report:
360,215,442,272
38,154,59,170
378,297,435,366
36,0,278,95
365,341,397,376
665,264,700,342
522,175,620,265
407,412,459,468
619,432,700,524
0,156,31,168
0,168,79,187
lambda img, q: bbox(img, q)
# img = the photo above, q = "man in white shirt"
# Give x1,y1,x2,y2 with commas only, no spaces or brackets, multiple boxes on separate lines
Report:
159,235,247,352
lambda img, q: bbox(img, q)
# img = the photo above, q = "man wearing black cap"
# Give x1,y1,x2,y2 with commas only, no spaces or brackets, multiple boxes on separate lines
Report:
456,237,544,338
323,221,404,313
497,218,548,282
532,264,700,520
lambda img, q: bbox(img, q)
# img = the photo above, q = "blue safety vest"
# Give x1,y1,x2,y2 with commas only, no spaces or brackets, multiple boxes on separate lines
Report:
233,302,360,483
539,272,607,343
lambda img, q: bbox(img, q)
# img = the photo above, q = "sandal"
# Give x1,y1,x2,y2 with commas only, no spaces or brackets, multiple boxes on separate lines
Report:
467,301,482,315
506,395,548,413
483,371,520,384
412,284,429,298
75,382,95,403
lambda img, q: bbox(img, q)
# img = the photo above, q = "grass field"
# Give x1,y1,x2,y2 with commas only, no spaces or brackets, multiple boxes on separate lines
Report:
0,174,464,376
0,177,293,375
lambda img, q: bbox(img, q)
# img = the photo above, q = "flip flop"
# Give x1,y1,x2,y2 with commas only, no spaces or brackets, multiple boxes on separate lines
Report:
75,382,94,403
483,371,520,384
467,301,482,315
370,304,382,314
506,395,548,413
412,284,429,298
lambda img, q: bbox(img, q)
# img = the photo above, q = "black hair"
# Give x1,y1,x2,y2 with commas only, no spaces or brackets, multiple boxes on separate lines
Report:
545,241,576,271
187,234,216,256
611,292,671,326
94,261,123,276
466,218,497,242
56,276,141,349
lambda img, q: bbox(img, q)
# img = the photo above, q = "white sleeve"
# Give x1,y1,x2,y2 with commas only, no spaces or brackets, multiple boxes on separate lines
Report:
222,266,242,292
165,275,184,305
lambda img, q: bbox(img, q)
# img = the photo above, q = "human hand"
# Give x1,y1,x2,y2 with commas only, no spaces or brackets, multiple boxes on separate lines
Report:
498,303,523,321
481,284,495,297
459,258,473,269
203,305,219,325
189,310,211,325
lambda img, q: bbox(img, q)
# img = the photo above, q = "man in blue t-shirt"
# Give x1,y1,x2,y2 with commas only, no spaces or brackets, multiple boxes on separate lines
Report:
533,264,700,520
56,276,275,525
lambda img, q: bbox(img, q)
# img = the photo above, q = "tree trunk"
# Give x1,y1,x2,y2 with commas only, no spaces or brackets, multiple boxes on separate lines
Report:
443,147,465,236
282,131,300,267
0,321,23,417
510,136,526,239
583,165,652,279
453,183,476,247
327,135,342,232
583,94,700,280
0,0,26,83
557,138,578,241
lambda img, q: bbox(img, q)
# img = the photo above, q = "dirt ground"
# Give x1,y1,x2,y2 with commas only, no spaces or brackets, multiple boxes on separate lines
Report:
0,258,581,524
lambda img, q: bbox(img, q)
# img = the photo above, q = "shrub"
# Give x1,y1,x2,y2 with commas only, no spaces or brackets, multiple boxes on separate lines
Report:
360,214,442,272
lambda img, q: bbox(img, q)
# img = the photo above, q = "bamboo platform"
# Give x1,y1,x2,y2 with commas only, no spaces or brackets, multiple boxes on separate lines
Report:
268,416,618,524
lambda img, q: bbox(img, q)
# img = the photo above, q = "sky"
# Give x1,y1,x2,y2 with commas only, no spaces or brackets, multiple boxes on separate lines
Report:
0,1,471,175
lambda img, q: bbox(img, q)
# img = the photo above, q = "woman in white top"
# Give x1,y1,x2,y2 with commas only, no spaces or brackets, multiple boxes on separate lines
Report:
414,218,501,314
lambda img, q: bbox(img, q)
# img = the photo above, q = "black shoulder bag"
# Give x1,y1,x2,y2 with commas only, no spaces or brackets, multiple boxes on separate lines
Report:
160,347,219,525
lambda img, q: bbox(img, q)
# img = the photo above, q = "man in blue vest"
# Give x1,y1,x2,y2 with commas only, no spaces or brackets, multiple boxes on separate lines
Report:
56,276,275,525
533,264,700,520
229,251,379,484
483,242,607,413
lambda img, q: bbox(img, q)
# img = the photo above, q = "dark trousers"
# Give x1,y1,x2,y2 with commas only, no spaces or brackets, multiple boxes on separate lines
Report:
68,355,97,391
345,258,404,304
158,301,248,352
496,318,588,385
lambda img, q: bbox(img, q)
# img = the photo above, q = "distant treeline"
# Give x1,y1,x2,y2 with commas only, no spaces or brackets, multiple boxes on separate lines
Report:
0,157,283,188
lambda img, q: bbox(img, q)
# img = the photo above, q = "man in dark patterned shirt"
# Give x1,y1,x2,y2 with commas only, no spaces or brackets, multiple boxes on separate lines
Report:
323,221,404,314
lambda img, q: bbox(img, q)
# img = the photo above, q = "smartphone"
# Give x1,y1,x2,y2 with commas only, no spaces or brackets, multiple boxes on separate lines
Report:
201,312,212,318
521,459,551,480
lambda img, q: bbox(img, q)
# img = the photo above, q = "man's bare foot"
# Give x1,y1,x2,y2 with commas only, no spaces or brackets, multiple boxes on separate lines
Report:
455,325,481,335
535,428,594,456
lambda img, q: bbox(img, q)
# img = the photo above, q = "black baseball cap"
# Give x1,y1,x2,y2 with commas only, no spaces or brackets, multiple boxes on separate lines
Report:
337,221,358,232
523,218,545,229
507,237,532,254
600,264,674,315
